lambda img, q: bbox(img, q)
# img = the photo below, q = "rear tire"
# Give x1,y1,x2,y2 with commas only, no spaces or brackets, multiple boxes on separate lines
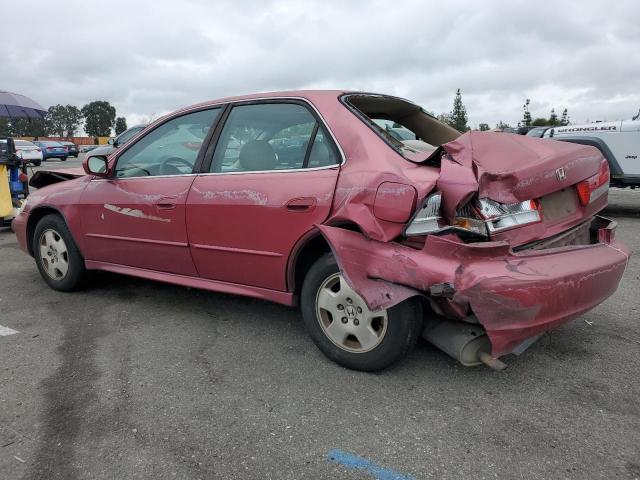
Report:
32,214,87,291
61,157,67,162
301,254,422,371
32,160,41,167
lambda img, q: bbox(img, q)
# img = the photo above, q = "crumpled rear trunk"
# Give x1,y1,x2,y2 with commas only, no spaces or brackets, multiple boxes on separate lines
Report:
432,131,606,246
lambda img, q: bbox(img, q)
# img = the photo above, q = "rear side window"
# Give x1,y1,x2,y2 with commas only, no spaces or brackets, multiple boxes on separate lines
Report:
343,94,460,160
209,102,339,173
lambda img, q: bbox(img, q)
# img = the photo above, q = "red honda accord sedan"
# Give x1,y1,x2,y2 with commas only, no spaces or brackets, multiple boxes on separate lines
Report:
12,90,630,371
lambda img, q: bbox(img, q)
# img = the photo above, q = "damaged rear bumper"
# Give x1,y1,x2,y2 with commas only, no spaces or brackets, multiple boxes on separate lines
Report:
318,216,630,359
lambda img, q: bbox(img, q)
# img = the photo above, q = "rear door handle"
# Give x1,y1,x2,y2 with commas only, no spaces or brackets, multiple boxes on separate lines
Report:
286,197,316,212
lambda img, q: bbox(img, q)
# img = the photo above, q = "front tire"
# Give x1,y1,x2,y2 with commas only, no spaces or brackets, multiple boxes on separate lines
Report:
301,254,422,371
32,214,87,291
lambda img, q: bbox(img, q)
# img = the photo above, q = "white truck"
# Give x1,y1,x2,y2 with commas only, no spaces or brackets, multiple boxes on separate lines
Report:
542,119,640,188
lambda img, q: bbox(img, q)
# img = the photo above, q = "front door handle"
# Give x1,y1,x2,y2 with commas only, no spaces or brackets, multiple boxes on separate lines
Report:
155,196,178,210
286,197,316,212
156,202,176,210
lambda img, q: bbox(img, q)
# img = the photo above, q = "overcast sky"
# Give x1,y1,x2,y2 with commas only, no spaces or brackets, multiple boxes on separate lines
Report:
2,0,639,130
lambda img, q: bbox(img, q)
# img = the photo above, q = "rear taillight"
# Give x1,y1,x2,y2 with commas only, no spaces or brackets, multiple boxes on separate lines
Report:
478,198,541,233
18,173,28,183
575,159,609,206
47,147,53,150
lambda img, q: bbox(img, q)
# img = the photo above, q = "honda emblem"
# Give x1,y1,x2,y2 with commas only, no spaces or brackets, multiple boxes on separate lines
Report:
555,167,566,181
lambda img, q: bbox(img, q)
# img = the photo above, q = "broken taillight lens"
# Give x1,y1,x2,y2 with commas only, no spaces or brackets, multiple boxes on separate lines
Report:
404,193,488,237
404,193,542,237
575,159,609,206
478,198,541,233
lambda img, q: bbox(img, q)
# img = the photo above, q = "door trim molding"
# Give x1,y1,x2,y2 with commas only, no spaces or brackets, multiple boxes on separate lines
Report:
85,232,189,247
191,243,283,258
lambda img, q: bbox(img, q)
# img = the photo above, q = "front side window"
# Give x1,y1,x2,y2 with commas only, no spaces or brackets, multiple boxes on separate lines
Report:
115,108,220,178
210,103,339,173
116,126,145,146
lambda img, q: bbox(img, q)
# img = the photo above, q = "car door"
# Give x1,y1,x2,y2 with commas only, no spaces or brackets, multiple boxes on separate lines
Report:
186,101,341,290
80,107,222,276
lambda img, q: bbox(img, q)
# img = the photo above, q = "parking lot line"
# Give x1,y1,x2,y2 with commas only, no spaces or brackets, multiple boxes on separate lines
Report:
327,449,415,480
0,325,19,336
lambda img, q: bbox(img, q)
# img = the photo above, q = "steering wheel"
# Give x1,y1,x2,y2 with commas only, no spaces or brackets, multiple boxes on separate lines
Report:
159,156,193,175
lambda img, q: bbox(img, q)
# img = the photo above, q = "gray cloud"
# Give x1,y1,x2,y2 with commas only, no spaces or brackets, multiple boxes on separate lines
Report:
2,0,639,129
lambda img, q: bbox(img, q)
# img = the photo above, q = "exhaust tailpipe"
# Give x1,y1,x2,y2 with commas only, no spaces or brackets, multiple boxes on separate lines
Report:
422,319,507,370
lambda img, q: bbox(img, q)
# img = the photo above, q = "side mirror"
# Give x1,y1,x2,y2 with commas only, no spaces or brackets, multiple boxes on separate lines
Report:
83,155,110,177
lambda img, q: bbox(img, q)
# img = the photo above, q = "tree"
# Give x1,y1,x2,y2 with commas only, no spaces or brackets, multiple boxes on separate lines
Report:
560,108,569,126
8,118,48,137
437,112,452,125
522,99,532,127
531,117,548,126
82,101,116,136
0,118,10,137
449,89,469,131
478,123,490,131
45,104,83,137
548,108,559,126
115,117,128,135
495,121,511,130
64,106,83,137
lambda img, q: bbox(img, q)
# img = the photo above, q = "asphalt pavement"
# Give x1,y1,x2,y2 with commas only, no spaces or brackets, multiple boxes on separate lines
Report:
1,157,639,479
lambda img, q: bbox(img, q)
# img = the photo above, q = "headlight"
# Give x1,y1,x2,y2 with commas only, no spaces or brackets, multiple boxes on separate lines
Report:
16,199,28,216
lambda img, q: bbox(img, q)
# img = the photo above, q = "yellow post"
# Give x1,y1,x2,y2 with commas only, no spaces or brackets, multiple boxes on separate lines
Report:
0,165,13,218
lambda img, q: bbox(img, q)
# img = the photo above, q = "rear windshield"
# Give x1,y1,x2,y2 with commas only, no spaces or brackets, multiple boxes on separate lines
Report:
14,140,34,146
41,141,63,146
342,94,461,161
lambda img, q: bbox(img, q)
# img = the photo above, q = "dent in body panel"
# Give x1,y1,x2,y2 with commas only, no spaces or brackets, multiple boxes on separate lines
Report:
318,224,630,357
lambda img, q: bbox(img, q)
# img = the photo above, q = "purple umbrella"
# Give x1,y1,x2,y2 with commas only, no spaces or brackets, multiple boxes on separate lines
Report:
0,90,47,119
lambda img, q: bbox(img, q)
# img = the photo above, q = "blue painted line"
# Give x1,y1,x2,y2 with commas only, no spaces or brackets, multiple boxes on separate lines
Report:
327,449,416,480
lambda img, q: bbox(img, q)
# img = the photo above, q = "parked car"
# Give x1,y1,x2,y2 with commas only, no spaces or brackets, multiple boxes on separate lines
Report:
32,141,67,161
543,119,640,187
13,91,630,372
80,145,99,153
14,139,43,166
60,141,79,157
86,124,147,160
526,126,551,138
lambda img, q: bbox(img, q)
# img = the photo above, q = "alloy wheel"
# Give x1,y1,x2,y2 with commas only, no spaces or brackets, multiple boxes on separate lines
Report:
315,273,388,353
38,229,69,280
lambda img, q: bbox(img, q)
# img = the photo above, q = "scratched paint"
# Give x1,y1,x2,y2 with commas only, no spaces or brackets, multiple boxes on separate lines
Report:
327,449,416,480
199,189,268,205
103,204,171,223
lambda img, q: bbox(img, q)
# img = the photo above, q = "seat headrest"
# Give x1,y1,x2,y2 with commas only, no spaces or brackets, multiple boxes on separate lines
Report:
238,140,276,171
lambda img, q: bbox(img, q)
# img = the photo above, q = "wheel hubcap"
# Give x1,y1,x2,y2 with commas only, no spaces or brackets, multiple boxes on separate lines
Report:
39,229,69,280
315,273,388,353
